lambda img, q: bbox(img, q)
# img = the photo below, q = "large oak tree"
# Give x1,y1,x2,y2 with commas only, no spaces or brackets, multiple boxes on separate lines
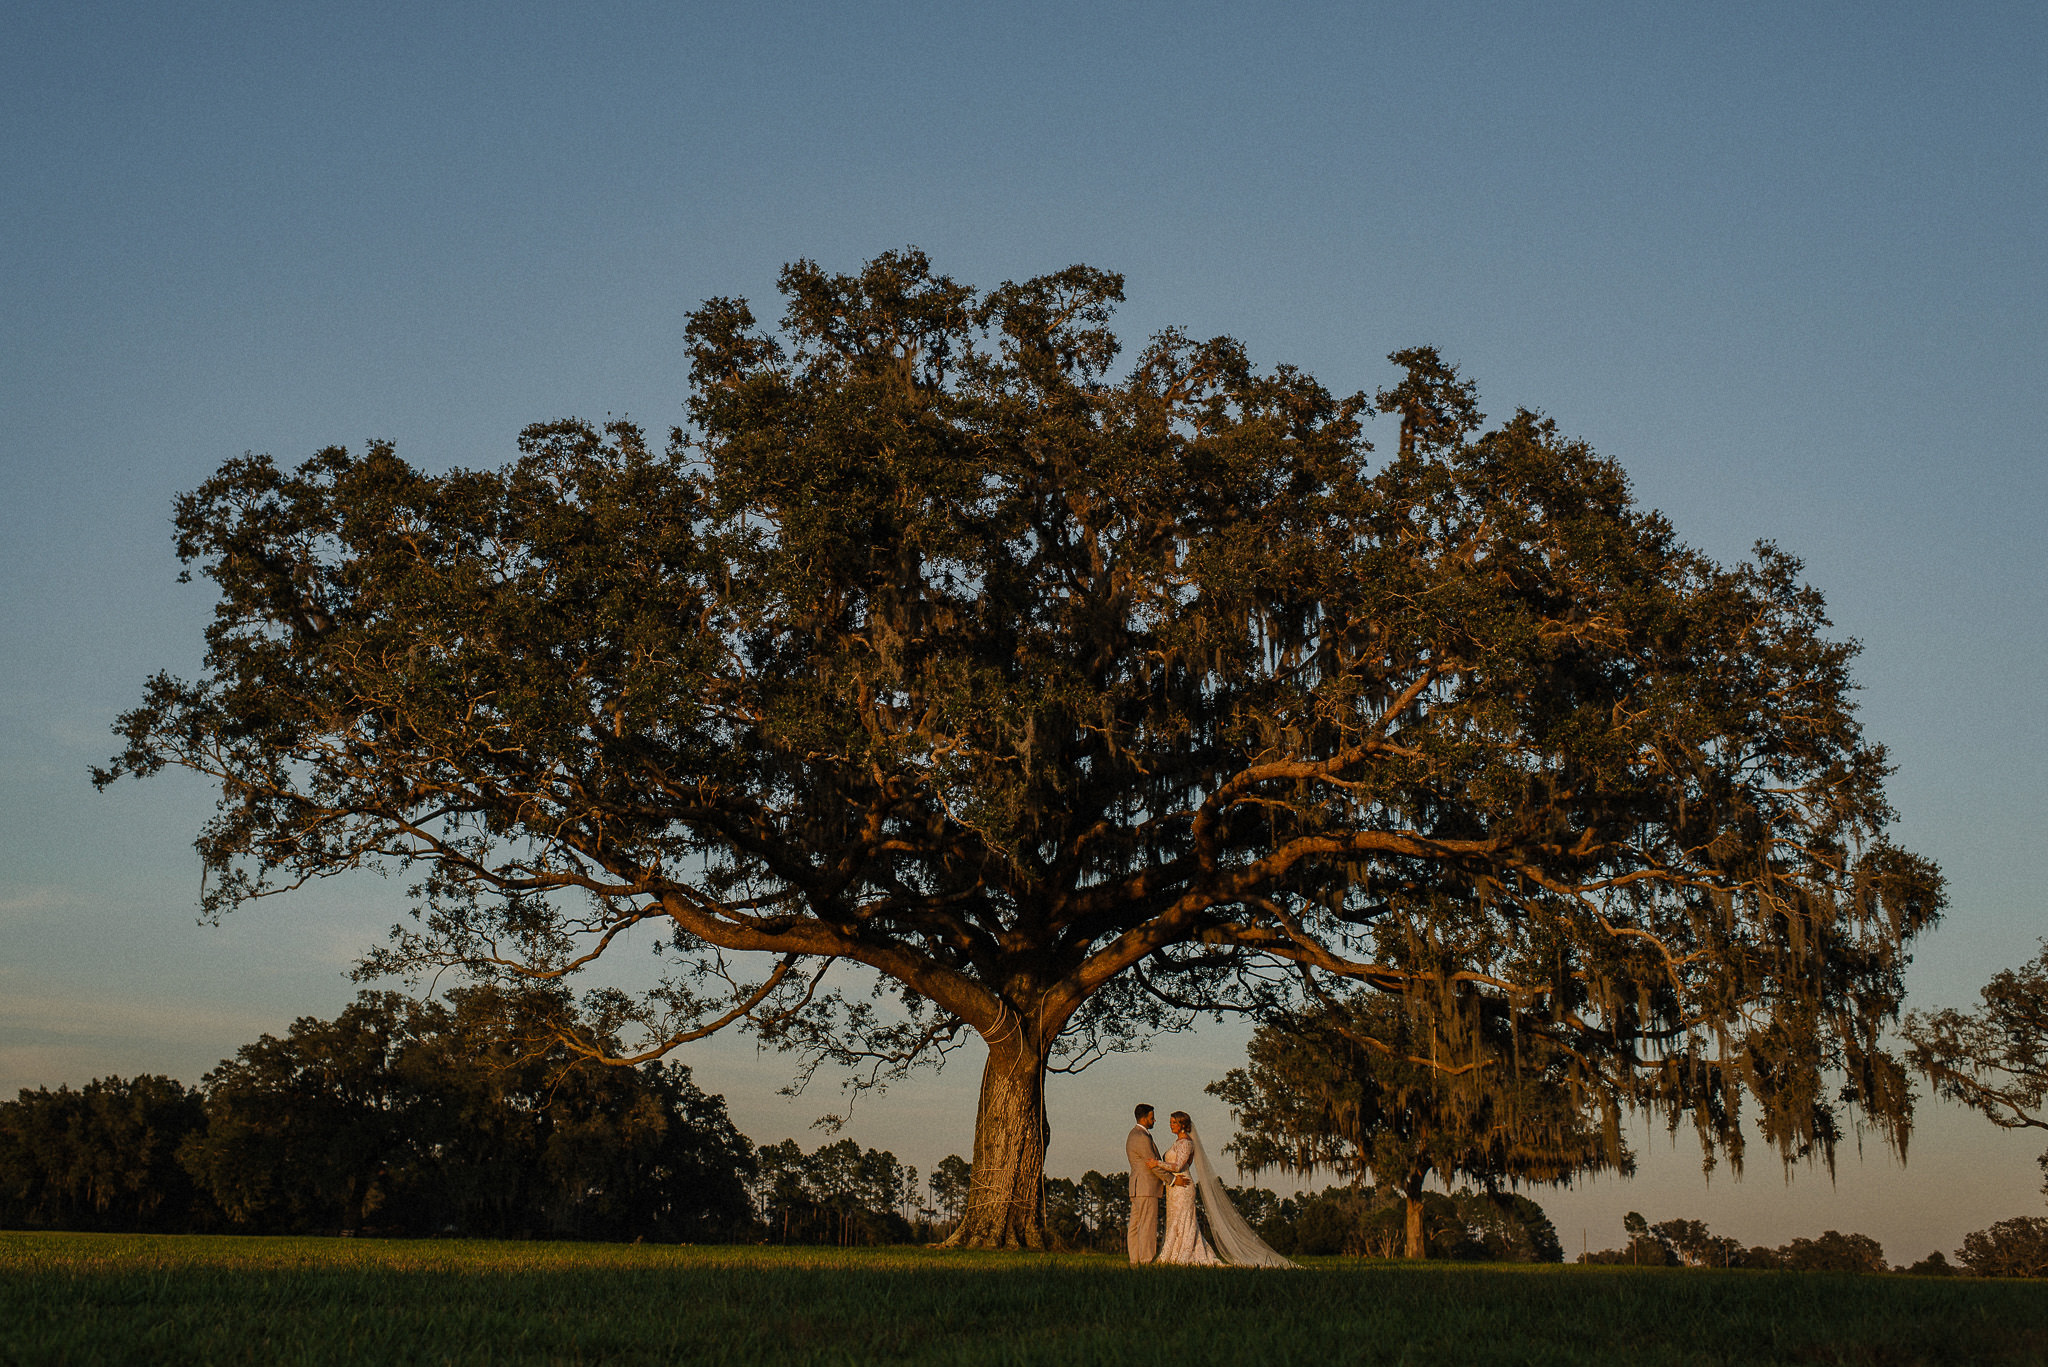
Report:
102,250,1942,1247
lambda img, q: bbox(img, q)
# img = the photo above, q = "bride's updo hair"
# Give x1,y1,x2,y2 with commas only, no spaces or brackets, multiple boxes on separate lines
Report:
1170,1110,1192,1130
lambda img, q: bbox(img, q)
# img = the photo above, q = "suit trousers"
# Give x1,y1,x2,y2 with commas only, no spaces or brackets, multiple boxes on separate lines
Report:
1127,1194,1160,1263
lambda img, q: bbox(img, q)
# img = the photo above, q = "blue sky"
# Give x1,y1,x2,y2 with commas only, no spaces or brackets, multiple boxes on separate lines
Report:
3,1,2044,1259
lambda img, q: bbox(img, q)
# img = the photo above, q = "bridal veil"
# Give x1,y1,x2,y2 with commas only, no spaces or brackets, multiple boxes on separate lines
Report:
1185,1123,1298,1268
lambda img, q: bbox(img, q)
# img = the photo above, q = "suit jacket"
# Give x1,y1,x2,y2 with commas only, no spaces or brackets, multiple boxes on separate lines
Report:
1127,1123,1164,1198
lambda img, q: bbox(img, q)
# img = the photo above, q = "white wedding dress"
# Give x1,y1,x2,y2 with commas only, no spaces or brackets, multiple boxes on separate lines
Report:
1153,1123,1297,1269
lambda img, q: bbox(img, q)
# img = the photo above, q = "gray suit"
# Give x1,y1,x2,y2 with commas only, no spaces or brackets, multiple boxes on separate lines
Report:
1126,1122,1163,1262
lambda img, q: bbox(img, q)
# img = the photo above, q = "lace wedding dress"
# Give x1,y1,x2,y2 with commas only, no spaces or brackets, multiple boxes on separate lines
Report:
1154,1123,1297,1268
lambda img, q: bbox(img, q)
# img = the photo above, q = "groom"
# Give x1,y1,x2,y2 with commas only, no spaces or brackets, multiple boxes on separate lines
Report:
1125,1102,1164,1263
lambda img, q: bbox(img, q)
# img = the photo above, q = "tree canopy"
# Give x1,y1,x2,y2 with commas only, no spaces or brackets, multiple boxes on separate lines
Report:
102,248,1943,1246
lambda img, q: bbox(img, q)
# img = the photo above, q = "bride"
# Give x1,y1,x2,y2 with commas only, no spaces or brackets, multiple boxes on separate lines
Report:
1152,1110,1296,1268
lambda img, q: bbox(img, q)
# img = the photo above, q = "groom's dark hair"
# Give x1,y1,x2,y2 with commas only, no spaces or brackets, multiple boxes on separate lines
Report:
1134,1103,1154,1122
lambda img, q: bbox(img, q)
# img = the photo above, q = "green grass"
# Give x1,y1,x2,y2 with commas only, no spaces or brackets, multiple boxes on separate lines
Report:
2,1232,2043,1366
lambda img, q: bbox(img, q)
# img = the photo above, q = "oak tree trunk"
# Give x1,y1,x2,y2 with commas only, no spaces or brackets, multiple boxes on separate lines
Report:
1403,1174,1427,1260
942,1030,1050,1249
342,1173,368,1236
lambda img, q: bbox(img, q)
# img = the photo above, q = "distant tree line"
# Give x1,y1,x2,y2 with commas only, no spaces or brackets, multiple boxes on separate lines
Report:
752,1138,925,1246
1572,1210,2046,1278
0,991,1110,1250
1578,1213,1890,1272
0,989,754,1241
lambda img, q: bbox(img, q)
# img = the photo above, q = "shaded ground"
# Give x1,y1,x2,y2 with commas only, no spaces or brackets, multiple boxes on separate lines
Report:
2,1233,2041,1366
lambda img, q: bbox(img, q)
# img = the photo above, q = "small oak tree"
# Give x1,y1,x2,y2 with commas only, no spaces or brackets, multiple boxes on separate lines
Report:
1906,940,2048,1271
1906,942,2048,1174
1211,992,1630,1258
102,250,1942,1247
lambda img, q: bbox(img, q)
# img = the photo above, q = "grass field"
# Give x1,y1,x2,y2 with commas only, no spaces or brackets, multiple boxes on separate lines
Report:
3,1233,2044,1367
